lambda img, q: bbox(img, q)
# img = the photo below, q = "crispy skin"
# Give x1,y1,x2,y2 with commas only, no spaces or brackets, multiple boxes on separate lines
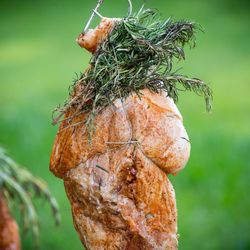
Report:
0,194,20,250
50,89,190,249
76,18,119,53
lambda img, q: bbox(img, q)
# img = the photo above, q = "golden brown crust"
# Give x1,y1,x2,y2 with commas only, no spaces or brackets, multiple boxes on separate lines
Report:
63,146,178,249
50,89,190,249
76,18,120,53
50,89,190,177
0,194,20,250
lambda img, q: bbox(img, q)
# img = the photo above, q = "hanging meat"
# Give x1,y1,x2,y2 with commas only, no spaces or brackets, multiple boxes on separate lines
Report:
0,194,20,250
50,5,212,250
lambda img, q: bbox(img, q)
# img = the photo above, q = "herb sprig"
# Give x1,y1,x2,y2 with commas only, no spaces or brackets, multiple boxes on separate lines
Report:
53,7,212,129
0,147,60,247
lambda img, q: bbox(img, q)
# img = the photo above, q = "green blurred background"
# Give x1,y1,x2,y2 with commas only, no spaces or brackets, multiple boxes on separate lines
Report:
0,0,250,249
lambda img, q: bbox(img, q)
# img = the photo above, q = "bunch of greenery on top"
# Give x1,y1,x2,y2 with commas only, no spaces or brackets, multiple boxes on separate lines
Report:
53,7,212,129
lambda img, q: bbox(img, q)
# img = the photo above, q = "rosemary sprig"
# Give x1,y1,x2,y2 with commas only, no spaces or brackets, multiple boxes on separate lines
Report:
0,147,60,247
53,7,212,130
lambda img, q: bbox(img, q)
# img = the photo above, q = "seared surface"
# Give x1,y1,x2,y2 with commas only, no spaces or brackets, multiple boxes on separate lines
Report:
77,18,119,53
0,194,20,250
50,89,190,249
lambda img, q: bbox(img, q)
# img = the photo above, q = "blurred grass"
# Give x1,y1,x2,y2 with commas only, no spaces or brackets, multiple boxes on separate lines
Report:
0,0,250,249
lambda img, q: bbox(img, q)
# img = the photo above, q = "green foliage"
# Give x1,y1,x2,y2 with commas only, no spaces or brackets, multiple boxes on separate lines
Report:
0,147,60,247
53,8,212,130
0,0,250,249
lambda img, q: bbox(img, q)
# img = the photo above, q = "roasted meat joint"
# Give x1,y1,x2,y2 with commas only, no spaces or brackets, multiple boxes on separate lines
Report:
50,4,212,250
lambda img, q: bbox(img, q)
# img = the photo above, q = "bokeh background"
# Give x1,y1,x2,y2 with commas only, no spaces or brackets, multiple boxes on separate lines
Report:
1,0,250,249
